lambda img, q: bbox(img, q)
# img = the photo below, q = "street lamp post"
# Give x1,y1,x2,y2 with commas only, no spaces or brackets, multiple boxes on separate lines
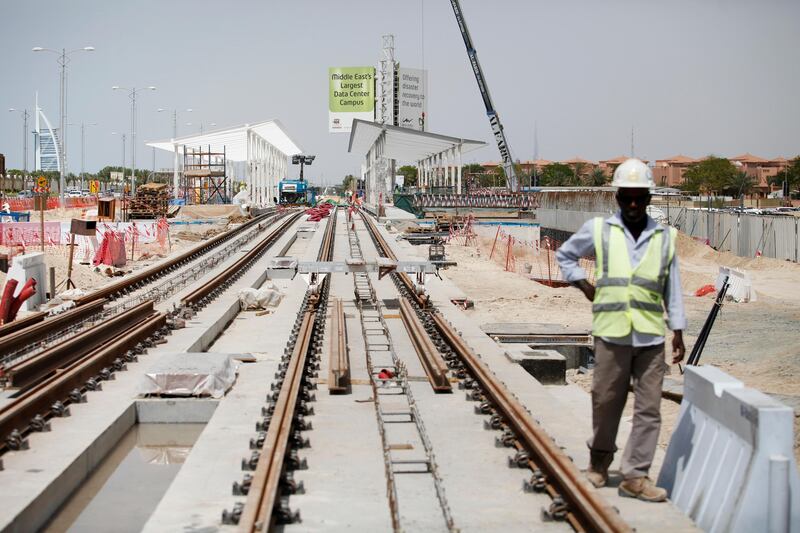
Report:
32,45,95,208
158,108,192,198
111,132,126,190
187,121,216,136
80,122,97,190
112,86,156,196
8,108,29,190
157,107,193,138
69,122,97,190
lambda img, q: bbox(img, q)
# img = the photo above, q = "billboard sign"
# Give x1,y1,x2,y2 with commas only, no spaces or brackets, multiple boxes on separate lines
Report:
397,68,427,132
329,67,375,133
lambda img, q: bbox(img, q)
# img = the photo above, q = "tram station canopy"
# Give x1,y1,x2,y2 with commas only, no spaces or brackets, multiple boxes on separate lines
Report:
147,119,303,206
347,119,486,206
347,119,485,162
147,119,303,161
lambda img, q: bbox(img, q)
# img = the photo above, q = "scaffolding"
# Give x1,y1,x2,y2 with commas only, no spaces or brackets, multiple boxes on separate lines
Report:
182,145,229,204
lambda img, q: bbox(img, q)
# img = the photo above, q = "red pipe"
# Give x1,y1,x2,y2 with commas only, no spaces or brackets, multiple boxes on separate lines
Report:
0,278,19,324
7,278,37,322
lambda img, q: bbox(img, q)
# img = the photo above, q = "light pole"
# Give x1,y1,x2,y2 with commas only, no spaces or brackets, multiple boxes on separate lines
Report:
158,108,192,196
8,108,29,190
32,45,95,207
111,132,126,191
68,122,97,190
112,86,156,196
157,107,192,138
187,121,216,135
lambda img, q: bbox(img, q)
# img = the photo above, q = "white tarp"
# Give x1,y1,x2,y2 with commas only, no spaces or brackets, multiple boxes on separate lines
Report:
140,353,238,399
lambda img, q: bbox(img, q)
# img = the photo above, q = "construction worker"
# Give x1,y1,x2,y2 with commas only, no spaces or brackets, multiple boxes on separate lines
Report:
555,158,686,502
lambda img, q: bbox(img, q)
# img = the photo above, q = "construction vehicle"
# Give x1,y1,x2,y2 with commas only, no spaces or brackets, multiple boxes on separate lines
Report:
278,179,309,205
449,0,520,192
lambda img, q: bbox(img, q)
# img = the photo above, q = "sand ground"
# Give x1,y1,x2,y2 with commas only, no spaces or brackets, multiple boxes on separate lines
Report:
439,229,800,464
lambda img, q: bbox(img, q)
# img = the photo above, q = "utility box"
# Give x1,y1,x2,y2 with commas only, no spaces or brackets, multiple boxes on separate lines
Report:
70,219,97,236
98,198,116,221
428,244,445,262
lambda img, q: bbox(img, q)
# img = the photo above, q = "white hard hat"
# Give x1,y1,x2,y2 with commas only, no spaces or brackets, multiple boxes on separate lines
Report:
612,158,654,189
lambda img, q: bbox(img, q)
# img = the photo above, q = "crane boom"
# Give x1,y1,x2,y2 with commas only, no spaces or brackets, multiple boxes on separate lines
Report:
449,0,519,192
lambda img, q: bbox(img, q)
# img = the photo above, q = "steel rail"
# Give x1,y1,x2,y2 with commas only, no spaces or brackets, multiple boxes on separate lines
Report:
3,301,155,389
238,310,315,531
0,212,281,365
181,212,301,308
233,210,338,529
237,210,337,530
431,312,632,533
0,311,166,454
0,311,45,338
317,207,337,262
0,299,106,363
359,208,630,532
398,298,452,392
74,210,279,306
327,297,349,394
358,210,428,308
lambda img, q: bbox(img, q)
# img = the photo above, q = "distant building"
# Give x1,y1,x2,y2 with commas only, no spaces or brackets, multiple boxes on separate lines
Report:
598,156,630,177
652,155,698,188
561,157,597,178
0,153,5,176
477,153,792,195
34,97,61,172
730,153,787,195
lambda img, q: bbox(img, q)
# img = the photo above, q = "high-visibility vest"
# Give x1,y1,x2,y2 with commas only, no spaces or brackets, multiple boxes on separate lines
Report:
592,217,677,337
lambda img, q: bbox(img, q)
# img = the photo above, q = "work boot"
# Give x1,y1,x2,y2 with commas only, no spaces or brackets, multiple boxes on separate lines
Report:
586,468,608,488
619,477,667,502
586,450,613,488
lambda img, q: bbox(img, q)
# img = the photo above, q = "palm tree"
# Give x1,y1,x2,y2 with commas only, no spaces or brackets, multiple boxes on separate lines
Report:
588,168,608,186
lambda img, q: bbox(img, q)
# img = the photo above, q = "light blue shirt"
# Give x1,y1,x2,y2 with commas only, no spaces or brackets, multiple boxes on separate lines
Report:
555,212,687,347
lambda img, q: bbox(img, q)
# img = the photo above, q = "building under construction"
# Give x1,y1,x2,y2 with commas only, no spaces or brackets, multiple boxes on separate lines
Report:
182,146,229,205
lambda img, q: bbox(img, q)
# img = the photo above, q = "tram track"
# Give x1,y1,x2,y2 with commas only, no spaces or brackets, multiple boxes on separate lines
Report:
0,209,288,368
224,207,337,531
0,209,303,457
359,209,631,533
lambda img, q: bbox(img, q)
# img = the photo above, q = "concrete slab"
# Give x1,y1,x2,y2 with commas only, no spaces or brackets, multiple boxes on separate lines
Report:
408,380,569,533
142,214,325,531
282,384,393,532
372,218,699,532
0,217,306,533
142,277,310,532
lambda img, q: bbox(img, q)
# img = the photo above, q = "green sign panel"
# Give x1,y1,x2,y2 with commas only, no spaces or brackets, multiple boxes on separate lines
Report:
329,67,375,112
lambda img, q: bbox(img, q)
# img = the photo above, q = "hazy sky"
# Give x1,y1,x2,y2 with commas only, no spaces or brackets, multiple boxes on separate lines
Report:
1,0,798,184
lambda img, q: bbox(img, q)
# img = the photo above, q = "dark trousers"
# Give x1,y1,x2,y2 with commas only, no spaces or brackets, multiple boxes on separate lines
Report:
589,338,667,479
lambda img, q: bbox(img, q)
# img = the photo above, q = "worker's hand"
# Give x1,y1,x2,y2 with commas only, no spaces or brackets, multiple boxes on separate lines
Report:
574,279,595,302
671,330,686,364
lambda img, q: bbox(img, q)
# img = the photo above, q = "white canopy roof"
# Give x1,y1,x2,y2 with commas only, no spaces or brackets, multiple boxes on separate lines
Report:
347,119,486,161
147,119,303,161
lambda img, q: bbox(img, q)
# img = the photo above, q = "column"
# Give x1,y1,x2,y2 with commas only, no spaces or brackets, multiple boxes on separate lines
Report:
173,143,180,199
457,144,463,194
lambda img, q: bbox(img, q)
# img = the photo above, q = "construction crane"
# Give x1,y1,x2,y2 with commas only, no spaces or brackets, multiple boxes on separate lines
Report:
449,0,520,192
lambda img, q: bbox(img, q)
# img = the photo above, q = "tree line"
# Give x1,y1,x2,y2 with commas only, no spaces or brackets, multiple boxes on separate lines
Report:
342,156,800,198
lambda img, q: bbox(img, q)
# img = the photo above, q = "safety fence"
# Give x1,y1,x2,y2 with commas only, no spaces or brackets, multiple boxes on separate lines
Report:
0,218,171,266
4,197,98,211
669,208,800,262
448,218,596,286
532,207,800,263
